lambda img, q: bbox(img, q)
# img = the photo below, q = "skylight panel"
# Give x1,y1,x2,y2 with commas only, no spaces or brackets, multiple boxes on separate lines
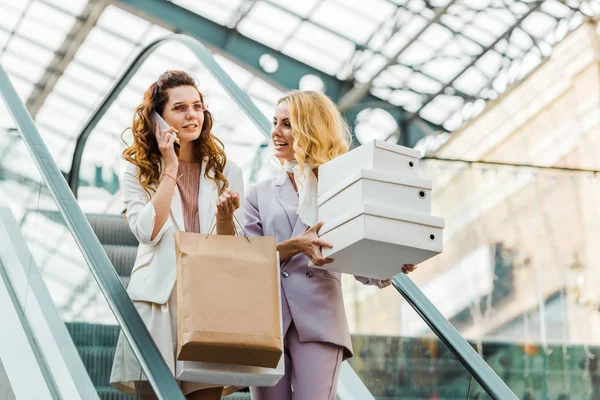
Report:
520,11,557,38
173,0,243,27
1,52,45,85
84,28,136,59
406,71,442,95
422,57,470,82
273,0,320,18
310,0,376,44
453,68,488,96
0,4,22,32
15,17,66,49
397,40,437,67
73,40,125,77
28,1,75,29
96,5,150,38
238,2,302,49
50,0,88,15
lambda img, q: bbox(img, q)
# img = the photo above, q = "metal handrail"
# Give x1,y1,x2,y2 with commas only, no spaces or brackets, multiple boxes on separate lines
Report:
63,33,517,399
392,274,518,399
0,65,185,399
67,34,270,197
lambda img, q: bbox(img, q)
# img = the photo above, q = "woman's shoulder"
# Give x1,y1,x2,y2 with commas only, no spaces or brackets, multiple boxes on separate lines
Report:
122,160,140,179
248,175,278,194
223,159,241,176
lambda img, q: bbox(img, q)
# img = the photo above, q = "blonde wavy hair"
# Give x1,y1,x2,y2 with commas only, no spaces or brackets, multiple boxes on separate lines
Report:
122,70,228,195
277,91,351,173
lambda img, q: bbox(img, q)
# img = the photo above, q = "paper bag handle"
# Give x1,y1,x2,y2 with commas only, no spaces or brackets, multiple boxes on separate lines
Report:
206,213,251,242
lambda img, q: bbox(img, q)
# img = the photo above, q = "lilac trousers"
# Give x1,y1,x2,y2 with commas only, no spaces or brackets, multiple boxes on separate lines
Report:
250,323,343,400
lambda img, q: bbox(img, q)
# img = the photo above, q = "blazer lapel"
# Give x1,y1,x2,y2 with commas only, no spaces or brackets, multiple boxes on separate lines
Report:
291,213,309,237
170,185,185,231
198,159,218,234
159,159,184,231
275,172,298,236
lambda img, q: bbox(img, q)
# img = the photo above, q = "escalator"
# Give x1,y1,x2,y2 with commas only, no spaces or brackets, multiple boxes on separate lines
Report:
24,209,600,399
0,33,562,399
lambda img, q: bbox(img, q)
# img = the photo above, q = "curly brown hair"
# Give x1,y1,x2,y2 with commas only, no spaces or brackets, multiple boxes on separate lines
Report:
122,70,228,195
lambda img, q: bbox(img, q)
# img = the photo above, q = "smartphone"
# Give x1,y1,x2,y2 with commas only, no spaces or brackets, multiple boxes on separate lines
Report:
152,111,180,150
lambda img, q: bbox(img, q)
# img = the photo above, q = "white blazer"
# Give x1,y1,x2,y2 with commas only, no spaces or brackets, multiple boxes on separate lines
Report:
122,159,245,305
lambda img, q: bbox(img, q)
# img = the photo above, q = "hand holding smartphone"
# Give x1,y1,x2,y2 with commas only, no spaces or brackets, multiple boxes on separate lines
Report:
152,111,180,150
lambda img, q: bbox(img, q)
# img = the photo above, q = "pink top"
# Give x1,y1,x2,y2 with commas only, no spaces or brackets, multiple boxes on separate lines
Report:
177,162,202,234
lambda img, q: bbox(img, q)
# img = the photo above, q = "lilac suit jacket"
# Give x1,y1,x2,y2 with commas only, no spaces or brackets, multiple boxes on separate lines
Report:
245,172,373,360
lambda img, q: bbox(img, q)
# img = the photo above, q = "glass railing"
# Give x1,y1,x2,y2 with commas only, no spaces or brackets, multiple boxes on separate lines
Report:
340,272,517,399
342,163,600,398
345,270,600,399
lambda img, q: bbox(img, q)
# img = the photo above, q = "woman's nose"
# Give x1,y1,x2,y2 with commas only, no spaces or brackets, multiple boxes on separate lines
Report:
186,106,195,118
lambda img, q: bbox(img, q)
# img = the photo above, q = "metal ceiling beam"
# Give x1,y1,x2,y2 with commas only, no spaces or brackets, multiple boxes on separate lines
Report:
108,0,347,100
25,0,108,117
338,0,458,112
108,0,442,142
407,1,544,122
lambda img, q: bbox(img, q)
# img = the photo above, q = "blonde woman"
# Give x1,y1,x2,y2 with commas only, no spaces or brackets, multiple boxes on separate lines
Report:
245,91,416,400
109,70,244,400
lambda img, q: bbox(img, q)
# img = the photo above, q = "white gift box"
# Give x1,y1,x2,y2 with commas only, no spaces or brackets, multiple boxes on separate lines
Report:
318,204,444,280
176,254,284,387
318,169,432,223
318,140,421,196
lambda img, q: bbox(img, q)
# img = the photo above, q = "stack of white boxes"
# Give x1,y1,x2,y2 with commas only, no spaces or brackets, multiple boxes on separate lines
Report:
316,140,445,280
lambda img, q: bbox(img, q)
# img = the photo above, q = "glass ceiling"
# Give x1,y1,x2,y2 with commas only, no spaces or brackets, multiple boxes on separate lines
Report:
0,0,599,323
1,1,599,184
0,0,598,208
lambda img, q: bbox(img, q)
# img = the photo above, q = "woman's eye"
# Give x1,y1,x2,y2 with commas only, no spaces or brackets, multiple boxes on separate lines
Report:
272,121,277,126
173,104,187,112
193,103,203,112
284,122,291,127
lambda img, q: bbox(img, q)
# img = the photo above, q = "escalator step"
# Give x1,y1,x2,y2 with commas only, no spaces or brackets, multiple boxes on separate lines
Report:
75,346,117,388
76,343,252,399
86,214,138,247
97,387,135,400
224,394,251,399
103,244,136,278
96,387,250,399
66,322,120,347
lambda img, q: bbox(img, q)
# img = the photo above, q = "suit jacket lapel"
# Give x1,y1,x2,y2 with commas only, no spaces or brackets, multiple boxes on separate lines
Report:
159,160,185,231
170,183,185,232
291,213,309,237
198,159,217,234
275,172,298,237
275,172,310,238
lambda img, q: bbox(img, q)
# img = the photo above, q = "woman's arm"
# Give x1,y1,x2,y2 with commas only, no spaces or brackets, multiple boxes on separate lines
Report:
215,188,239,235
149,123,180,240
216,163,245,236
244,184,263,237
149,164,178,240
122,162,175,246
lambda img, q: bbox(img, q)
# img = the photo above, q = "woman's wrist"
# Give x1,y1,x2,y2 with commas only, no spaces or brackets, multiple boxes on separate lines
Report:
161,171,178,185
164,164,178,176
216,214,234,222
287,236,304,256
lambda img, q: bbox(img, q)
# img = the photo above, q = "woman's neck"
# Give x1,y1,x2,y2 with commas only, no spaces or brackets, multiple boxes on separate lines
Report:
178,142,195,163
